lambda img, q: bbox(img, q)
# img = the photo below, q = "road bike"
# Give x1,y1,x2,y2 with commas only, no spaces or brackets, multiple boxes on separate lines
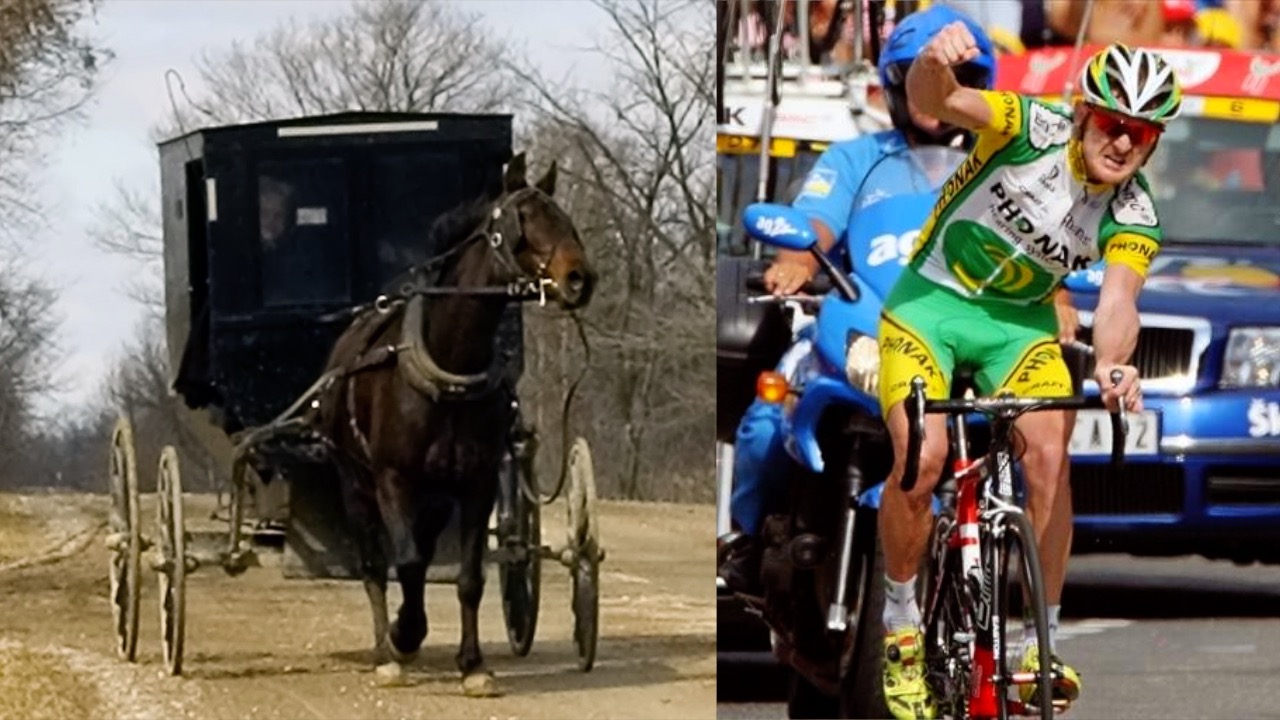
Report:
900,369,1129,719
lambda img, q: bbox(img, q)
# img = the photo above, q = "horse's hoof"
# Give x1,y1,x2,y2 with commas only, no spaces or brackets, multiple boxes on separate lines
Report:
462,671,501,698
374,661,409,687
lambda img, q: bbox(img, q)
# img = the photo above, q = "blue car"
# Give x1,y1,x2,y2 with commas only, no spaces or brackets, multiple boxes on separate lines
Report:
1060,107,1280,565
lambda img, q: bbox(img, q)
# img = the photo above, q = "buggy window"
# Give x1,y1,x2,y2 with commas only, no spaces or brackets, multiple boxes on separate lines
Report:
258,159,351,307
364,152,468,287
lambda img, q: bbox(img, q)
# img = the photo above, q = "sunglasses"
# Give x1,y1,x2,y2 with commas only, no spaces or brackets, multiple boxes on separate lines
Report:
1088,106,1163,146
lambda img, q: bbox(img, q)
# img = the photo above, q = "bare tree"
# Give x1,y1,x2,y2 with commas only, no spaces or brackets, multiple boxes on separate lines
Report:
0,1,109,484
511,0,715,501
0,0,109,237
162,0,521,135
0,252,62,472
90,180,163,313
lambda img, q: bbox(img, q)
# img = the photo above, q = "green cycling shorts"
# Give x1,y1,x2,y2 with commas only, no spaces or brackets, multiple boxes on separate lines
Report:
877,268,1073,416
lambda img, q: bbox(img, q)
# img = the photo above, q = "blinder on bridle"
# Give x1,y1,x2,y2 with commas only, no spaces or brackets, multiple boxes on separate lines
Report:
371,186,558,312
480,186,561,293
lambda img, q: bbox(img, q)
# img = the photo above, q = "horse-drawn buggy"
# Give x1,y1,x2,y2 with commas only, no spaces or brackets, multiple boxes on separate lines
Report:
104,111,603,693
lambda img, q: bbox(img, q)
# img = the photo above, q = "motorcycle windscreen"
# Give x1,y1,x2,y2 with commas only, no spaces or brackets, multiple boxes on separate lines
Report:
845,145,966,300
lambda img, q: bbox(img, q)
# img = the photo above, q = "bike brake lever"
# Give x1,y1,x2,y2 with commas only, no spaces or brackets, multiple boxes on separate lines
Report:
902,376,927,493
1109,368,1128,468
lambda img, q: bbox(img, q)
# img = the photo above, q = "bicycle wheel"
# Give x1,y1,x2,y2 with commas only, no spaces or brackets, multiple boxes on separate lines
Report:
991,510,1052,720
920,509,972,719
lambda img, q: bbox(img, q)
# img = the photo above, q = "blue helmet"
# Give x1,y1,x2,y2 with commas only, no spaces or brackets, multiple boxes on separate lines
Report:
877,4,996,92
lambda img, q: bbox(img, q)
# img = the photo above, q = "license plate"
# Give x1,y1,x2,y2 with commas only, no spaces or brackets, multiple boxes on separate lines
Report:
1068,409,1160,457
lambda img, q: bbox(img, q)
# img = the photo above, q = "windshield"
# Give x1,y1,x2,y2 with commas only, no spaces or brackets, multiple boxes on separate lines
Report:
717,144,822,256
1146,116,1280,246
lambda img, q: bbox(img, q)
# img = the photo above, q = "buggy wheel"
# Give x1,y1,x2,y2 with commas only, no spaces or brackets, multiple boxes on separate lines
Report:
498,450,541,657
566,437,599,672
108,417,141,662
156,447,187,676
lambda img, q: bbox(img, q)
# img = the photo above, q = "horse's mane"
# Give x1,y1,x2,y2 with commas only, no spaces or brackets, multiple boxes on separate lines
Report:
426,187,500,255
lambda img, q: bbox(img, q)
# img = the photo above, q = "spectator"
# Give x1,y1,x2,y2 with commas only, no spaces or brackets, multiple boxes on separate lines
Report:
934,0,1025,51
1161,0,1200,46
1047,0,1165,47
1194,7,1244,48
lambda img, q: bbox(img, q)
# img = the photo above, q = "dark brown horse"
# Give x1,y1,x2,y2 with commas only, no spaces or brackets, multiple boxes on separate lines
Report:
312,152,594,695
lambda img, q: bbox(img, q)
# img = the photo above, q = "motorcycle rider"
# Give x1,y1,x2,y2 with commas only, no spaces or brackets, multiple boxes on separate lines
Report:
719,5,1022,593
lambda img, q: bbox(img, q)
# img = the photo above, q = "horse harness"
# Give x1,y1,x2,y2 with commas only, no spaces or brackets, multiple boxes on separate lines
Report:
322,188,557,461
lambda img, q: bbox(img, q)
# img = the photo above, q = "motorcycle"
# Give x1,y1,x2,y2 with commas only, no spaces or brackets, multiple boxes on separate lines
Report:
737,145,967,718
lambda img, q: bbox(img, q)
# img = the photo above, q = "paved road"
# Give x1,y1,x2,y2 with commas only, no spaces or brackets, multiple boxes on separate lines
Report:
718,554,1280,719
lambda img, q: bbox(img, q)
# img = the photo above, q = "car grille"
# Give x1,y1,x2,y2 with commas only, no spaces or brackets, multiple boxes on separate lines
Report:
1206,466,1280,505
1075,325,1198,384
1071,463,1185,515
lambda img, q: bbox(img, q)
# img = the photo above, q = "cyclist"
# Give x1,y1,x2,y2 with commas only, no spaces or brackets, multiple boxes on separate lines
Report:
876,29,1179,718
718,4,1001,594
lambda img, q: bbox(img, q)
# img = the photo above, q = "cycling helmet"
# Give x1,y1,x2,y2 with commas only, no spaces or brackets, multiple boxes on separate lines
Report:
1080,44,1183,125
878,5,996,141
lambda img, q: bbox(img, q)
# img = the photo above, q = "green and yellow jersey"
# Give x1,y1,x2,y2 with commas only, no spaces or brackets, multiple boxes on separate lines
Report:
907,90,1161,306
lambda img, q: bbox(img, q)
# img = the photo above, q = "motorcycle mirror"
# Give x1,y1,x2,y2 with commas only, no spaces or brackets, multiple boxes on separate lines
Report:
742,203,817,251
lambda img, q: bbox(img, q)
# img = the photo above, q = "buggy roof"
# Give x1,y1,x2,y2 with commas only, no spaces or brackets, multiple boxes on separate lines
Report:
156,110,516,149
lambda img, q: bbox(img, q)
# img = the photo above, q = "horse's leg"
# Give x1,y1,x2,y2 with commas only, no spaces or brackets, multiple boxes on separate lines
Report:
377,468,436,662
456,475,501,697
388,560,428,661
334,458,390,663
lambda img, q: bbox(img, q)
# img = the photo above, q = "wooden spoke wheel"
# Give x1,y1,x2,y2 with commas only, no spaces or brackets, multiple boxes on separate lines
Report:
108,417,142,662
498,449,541,657
156,446,187,676
566,437,600,672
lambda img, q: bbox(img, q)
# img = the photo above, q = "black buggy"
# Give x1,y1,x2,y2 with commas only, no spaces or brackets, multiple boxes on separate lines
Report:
104,112,602,677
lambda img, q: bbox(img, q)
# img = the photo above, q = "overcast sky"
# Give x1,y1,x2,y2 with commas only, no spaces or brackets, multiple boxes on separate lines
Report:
34,0,613,415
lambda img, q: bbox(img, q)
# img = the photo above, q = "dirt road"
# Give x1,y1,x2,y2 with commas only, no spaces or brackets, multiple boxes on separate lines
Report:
0,492,714,720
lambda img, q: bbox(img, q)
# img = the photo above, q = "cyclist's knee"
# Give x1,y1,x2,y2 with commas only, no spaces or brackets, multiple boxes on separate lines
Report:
890,437,948,502
1020,434,1068,489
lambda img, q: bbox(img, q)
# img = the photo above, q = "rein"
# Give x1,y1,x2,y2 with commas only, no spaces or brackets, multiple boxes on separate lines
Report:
522,308,591,506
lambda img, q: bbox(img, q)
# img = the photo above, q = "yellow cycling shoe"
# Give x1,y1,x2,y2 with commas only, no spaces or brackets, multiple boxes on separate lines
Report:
1018,644,1082,709
883,628,937,720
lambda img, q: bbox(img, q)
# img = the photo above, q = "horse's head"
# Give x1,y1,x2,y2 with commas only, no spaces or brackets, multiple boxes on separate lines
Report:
493,153,596,310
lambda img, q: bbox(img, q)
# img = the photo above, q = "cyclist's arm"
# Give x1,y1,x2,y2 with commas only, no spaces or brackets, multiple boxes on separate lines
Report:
905,23,994,132
1091,262,1143,369
1053,287,1079,343
1094,231,1159,368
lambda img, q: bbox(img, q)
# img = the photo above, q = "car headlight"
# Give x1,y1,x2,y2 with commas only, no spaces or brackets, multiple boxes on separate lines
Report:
845,333,880,395
1222,327,1280,388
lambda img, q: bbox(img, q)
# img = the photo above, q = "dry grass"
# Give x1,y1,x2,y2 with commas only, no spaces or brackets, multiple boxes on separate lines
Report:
0,646,100,720
0,498,51,563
